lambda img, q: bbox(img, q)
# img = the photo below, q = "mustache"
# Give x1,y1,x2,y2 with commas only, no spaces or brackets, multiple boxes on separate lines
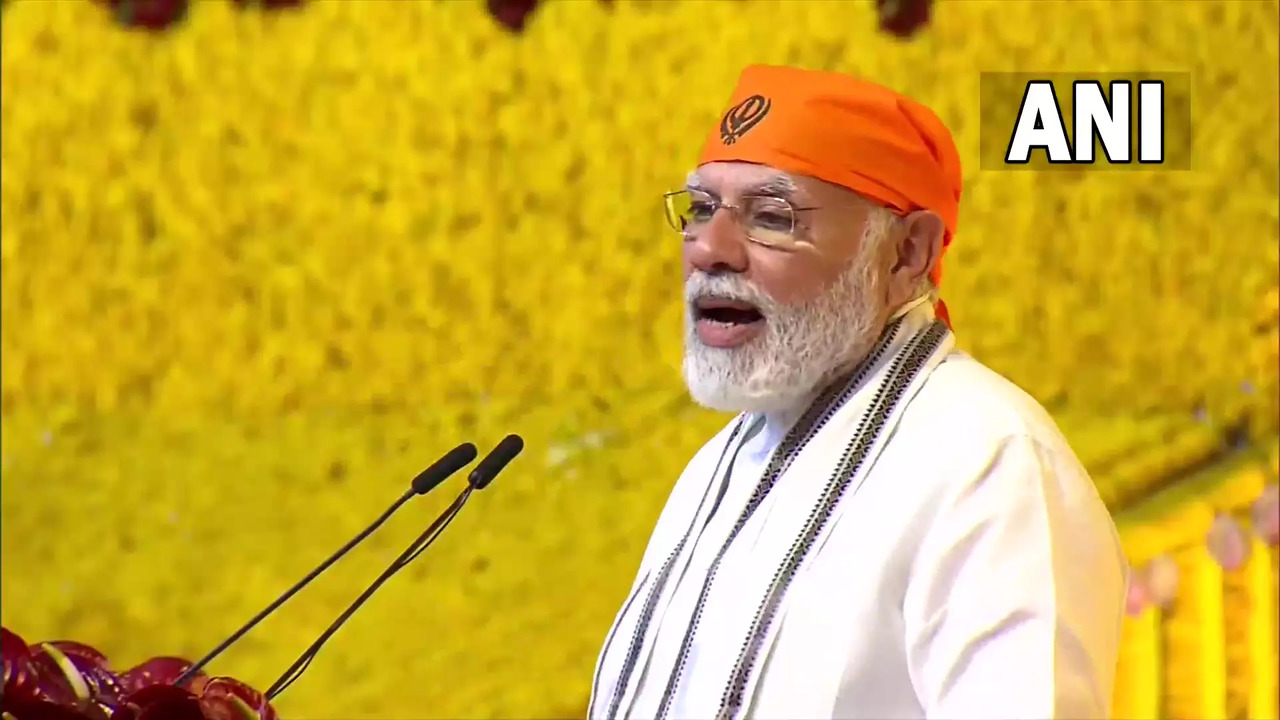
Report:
684,272,774,308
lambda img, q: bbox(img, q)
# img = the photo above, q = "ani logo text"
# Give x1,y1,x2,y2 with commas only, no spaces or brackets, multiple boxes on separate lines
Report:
980,73,1191,171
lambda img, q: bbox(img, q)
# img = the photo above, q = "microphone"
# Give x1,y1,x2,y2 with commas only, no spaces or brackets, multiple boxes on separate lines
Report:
468,433,524,490
264,434,526,700
412,443,479,495
173,442,478,686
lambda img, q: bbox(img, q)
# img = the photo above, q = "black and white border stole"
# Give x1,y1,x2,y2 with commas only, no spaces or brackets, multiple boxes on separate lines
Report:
588,412,757,720
592,312,951,720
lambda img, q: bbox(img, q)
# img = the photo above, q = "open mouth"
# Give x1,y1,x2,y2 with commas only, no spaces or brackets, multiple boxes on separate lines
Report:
691,296,766,348
693,297,765,325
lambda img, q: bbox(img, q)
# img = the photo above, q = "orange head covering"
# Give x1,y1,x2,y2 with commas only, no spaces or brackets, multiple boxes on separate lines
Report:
697,65,962,328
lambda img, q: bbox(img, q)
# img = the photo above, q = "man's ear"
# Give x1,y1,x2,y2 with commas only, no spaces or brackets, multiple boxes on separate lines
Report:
890,210,946,291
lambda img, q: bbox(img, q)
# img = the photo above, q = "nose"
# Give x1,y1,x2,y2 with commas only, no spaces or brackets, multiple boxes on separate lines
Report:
684,211,749,276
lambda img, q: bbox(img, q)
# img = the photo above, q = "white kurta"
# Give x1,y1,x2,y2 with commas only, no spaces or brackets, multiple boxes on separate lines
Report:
590,303,1127,720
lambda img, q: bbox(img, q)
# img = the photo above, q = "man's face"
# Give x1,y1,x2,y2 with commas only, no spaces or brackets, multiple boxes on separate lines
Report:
680,161,898,415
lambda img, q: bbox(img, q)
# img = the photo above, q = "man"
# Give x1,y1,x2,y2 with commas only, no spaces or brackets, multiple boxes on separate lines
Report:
588,65,1127,720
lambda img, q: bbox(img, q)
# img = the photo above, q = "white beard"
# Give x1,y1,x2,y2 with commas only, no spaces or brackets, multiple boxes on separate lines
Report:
681,245,890,415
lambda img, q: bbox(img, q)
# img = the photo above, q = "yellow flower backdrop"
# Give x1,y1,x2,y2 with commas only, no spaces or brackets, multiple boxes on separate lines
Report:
0,0,1276,718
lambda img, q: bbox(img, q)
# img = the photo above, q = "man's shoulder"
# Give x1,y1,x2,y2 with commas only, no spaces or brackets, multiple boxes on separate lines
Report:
901,351,1125,580
896,350,1100,499
907,349,1070,452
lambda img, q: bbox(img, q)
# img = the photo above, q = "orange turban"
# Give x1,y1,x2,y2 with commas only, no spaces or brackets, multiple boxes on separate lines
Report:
697,65,962,327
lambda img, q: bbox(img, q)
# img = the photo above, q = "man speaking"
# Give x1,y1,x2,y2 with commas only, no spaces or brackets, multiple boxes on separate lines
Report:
588,65,1127,720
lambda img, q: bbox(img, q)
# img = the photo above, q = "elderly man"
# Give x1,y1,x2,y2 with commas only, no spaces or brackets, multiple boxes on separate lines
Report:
588,66,1127,720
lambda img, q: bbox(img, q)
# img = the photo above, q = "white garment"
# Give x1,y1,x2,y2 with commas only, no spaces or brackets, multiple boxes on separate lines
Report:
590,301,1127,720
627,413,783,720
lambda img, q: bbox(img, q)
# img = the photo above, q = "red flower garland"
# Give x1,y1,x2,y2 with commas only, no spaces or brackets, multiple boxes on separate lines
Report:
485,0,934,35
1,628,277,720
876,0,933,39
96,0,300,32
100,0,190,30
487,0,542,33
89,0,934,38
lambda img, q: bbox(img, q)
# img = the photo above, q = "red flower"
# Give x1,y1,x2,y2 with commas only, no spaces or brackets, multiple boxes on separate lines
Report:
27,641,127,711
110,685,206,720
0,627,275,720
487,0,540,33
875,0,932,39
198,678,278,720
118,657,207,695
100,0,190,31
229,0,305,10
2,628,42,708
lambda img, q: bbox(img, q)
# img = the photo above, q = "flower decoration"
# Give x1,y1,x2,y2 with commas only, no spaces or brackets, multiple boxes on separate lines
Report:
875,0,933,39
1205,514,1252,571
1124,568,1152,616
1,627,277,720
95,0,304,32
229,0,305,10
1251,484,1279,546
481,0,932,36
1145,554,1179,610
90,0,931,38
485,0,541,33
99,0,190,31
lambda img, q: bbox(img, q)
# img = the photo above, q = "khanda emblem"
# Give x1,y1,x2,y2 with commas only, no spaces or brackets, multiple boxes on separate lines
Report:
720,94,772,145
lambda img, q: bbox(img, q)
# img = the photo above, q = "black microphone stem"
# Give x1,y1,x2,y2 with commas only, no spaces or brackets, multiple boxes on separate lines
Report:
265,487,473,700
260,435,523,701
175,488,417,686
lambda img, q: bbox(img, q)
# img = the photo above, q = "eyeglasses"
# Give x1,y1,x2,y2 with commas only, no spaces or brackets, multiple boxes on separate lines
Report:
662,189,821,251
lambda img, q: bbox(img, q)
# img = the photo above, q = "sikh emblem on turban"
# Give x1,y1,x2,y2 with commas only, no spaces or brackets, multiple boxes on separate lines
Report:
720,94,772,145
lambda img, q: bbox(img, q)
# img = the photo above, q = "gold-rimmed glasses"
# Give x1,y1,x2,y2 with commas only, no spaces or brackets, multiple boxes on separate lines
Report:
662,189,821,251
